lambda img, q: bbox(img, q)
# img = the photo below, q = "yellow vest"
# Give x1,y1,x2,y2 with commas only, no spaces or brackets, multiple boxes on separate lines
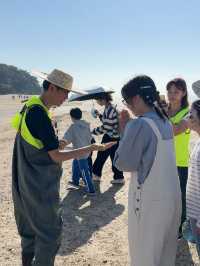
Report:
170,107,190,167
11,96,50,149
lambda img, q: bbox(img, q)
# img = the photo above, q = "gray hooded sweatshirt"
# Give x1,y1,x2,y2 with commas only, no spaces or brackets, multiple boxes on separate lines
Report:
63,119,92,159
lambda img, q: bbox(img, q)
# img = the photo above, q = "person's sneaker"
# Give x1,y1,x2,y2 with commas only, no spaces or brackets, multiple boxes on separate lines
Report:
68,181,80,189
79,179,85,186
111,179,125,185
92,174,101,182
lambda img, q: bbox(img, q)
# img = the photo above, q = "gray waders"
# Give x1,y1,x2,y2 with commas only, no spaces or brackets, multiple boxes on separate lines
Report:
12,134,63,266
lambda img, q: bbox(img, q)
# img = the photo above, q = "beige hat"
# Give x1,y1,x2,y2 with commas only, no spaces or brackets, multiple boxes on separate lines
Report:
32,69,83,94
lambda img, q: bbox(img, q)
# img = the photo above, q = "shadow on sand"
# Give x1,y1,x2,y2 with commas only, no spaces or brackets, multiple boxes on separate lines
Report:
175,239,195,265
58,182,125,255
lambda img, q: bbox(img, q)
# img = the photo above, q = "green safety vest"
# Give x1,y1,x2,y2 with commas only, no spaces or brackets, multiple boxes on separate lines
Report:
170,107,190,167
11,96,50,150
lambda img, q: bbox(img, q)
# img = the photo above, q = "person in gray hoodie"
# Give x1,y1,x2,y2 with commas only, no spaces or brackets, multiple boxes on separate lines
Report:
62,108,95,194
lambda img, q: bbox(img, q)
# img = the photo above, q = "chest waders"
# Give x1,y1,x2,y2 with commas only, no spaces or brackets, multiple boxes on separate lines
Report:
12,96,63,266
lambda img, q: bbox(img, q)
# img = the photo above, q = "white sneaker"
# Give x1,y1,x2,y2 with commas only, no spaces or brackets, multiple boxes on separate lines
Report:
110,179,125,185
92,174,101,182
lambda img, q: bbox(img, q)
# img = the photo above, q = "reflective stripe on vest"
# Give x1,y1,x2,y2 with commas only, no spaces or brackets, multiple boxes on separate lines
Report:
170,107,190,167
11,96,50,149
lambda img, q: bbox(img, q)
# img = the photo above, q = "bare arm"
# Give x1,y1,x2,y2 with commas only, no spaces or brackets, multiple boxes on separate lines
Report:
59,139,71,150
48,142,116,163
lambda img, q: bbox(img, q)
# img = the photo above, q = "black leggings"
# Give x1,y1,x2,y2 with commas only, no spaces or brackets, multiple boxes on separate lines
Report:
92,134,124,180
177,166,188,232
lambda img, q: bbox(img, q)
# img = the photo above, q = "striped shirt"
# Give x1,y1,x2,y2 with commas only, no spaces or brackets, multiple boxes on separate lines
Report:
92,104,120,139
186,139,200,227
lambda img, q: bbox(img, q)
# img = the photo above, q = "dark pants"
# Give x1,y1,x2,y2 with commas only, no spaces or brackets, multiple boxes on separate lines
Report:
178,166,188,233
13,186,62,266
12,135,62,266
92,134,124,180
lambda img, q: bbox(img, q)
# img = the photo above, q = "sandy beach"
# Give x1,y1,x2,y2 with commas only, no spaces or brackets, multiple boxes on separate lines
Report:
0,95,199,265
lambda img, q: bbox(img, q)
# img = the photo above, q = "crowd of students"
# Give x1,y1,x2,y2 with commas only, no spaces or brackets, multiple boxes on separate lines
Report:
11,68,200,266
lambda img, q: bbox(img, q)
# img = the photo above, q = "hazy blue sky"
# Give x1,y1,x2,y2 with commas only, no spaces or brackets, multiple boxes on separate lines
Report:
0,0,199,99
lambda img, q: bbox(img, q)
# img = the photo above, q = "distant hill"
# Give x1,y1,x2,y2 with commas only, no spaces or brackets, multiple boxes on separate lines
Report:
0,63,41,95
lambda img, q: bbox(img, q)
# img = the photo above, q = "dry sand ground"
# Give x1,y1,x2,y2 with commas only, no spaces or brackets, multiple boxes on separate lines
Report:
0,95,199,265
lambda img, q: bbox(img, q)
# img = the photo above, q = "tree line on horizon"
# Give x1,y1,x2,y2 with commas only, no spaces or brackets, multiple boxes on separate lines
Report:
0,63,41,95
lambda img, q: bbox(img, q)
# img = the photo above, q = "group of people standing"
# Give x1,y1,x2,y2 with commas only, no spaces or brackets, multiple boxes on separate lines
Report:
11,68,200,266
59,88,125,195
115,76,200,265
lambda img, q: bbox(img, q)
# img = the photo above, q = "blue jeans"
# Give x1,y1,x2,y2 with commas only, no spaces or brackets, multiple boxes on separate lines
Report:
72,159,95,193
190,218,200,258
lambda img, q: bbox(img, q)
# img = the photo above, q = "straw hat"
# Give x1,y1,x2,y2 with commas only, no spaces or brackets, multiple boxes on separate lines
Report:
32,69,83,94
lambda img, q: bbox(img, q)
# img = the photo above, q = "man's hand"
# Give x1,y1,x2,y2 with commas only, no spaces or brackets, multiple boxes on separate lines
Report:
59,139,68,150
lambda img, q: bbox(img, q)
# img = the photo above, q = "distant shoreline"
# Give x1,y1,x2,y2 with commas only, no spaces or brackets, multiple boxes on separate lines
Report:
0,95,99,125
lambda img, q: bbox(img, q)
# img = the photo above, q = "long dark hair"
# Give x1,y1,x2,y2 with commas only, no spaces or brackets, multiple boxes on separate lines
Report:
166,78,189,109
122,75,168,120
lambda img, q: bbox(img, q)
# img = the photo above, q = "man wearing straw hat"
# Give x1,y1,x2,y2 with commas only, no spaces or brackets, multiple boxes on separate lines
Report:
11,69,115,266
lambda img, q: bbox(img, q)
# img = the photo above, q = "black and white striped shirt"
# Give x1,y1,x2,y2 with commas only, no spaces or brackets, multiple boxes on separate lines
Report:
92,104,120,139
187,139,200,227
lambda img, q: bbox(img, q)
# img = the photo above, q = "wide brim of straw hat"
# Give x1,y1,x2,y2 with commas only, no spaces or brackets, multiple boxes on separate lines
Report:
32,69,85,95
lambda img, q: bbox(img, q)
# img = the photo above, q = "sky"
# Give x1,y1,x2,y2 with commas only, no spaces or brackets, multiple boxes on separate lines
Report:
0,0,200,100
